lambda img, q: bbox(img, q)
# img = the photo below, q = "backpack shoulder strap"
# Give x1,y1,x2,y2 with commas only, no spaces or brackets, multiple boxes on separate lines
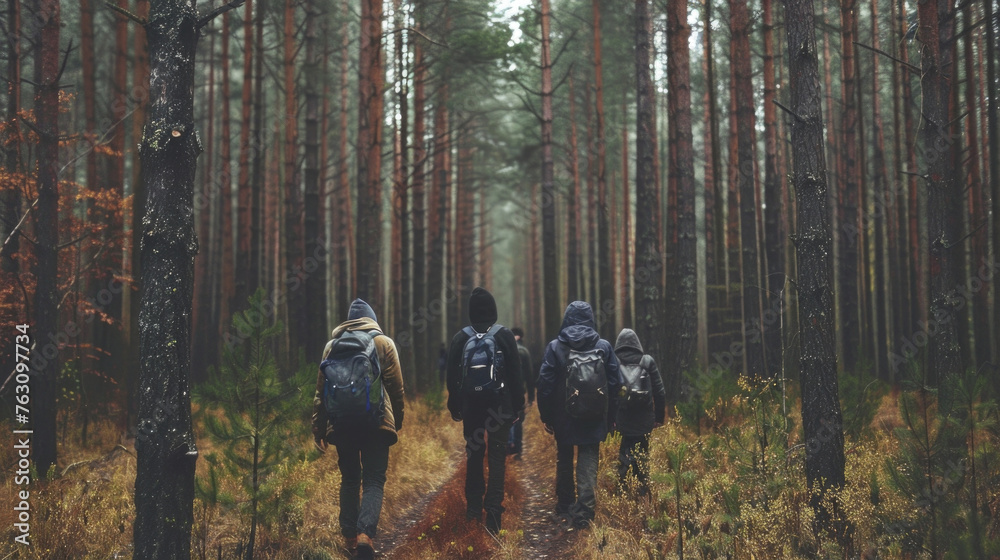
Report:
486,324,503,336
638,354,654,372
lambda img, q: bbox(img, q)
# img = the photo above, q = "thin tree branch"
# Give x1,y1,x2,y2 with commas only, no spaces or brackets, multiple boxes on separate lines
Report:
197,0,246,29
772,99,805,123
104,1,147,25
853,41,920,72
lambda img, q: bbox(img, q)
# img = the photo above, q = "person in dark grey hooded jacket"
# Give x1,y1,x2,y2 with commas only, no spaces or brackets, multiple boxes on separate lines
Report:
537,301,621,528
446,287,525,535
613,328,665,495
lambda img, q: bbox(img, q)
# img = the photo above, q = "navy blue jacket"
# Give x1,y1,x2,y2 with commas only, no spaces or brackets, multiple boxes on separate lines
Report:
537,301,621,446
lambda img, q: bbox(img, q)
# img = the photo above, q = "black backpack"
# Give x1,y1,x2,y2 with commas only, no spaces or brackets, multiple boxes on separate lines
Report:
460,324,506,399
619,355,654,415
564,346,608,421
320,330,384,427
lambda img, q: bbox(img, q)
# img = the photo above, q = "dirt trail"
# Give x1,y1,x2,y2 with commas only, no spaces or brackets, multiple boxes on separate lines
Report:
376,410,578,559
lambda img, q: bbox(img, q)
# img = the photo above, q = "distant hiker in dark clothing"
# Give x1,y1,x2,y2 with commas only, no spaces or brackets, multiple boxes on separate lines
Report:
437,343,448,386
447,287,525,535
537,301,621,529
508,327,534,458
312,299,405,560
613,328,666,496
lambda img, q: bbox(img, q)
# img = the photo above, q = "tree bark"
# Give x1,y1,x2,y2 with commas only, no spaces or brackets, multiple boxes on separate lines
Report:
781,0,847,535
838,0,861,373
731,0,767,378
762,0,784,378
410,12,428,384
235,0,254,311
919,0,963,403
304,0,327,355
540,0,560,339
593,0,613,337
870,0,890,380
132,0,204,554
567,74,582,302
665,0,695,396
336,0,355,319
218,12,234,339
356,0,386,311
31,0,60,478
988,0,1000,367
0,0,20,274
282,0,303,354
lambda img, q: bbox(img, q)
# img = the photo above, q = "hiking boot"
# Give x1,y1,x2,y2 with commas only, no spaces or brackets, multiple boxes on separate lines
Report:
571,517,592,530
485,511,502,536
343,535,358,553
355,534,375,560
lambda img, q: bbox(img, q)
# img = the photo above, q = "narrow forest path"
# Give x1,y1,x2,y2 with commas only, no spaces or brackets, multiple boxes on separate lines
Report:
376,409,579,559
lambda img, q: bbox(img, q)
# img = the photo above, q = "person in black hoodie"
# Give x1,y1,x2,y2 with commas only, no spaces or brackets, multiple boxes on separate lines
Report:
537,301,621,529
613,328,666,496
446,287,525,535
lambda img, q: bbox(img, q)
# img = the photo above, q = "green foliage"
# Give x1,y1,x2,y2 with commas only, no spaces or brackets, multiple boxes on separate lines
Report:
193,289,317,549
839,375,887,441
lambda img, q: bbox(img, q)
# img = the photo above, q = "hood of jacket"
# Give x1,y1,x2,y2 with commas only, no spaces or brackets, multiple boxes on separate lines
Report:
557,301,600,350
469,286,498,332
347,298,377,322
330,316,383,340
615,328,643,352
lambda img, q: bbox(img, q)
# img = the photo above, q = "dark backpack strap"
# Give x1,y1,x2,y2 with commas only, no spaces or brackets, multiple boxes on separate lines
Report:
638,354,654,373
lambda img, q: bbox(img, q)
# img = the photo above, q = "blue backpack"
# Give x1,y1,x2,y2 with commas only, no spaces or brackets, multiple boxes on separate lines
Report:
460,324,506,400
320,330,384,427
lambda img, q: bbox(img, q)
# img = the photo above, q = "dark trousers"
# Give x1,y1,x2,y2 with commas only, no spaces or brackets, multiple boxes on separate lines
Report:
464,411,512,519
555,443,600,521
336,435,390,538
618,434,651,494
509,420,523,454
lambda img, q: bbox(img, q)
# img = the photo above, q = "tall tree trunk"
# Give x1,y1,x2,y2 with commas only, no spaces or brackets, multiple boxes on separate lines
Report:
919,0,963,402
540,0,560,338
410,16,427,384
80,0,97,194
356,0,386,311
457,140,476,323
218,12,234,338
731,0,766,378
621,102,632,327
726,60,743,357
192,30,215,383
428,86,450,351
250,0,265,299
282,0,303,354
839,0,861,373
964,0,991,366
593,0,613,337
392,0,411,368
32,0,60,477
336,0,355,319
303,0,327,356
989,0,1000,367
585,72,598,305
870,0,890,380
132,0,205,553
664,0,694,397
235,0,254,311
782,0,847,536
0,0,20,274
901,0,925,333
762,0,784,378
889,0,910,375
567,74,582,302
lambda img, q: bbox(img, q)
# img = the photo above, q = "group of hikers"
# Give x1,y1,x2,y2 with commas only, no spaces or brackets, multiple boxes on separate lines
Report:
311,287,666,559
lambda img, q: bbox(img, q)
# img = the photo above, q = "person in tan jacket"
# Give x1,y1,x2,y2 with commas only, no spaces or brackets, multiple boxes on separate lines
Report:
312,298,404,559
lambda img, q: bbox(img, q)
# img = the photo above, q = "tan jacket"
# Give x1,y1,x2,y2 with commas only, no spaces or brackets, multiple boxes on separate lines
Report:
311,317,405,445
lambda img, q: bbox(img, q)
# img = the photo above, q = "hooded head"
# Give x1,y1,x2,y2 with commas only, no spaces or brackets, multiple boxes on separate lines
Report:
469,287,498,332
558,301,600,349
614,328,643,352
347,298,377,322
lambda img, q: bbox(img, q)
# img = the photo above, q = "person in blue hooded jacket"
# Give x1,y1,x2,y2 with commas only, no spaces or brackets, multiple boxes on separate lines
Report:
537,301,621,529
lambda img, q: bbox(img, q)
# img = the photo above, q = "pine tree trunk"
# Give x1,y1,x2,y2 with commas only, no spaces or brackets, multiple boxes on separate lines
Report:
282,0,303,353
782,0,847,535
567,74,582,302
218,12,234,338
593,0,613,337
235,0,254,311
457,140,476,324
664,0,695,396
0,0,20,274
192,30,215,384
731,0,767,378
32,0,60,478
428,86,450,350
919,0,963,402
621,104,632,327
540,0,560,338
870,0,890,380
584,73,598,305
762,0,784,378
410,13,428,384
988,0,1000,367
356,0,385,311
336,0,355,319
250,0,265,298
839,0,861,373
80,0,97,194
132,0,204,553
304,0,327,355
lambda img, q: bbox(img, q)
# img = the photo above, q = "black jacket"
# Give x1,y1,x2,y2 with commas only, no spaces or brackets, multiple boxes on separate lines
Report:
446,288,525,420
613,328,666,436
537,301,621,445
